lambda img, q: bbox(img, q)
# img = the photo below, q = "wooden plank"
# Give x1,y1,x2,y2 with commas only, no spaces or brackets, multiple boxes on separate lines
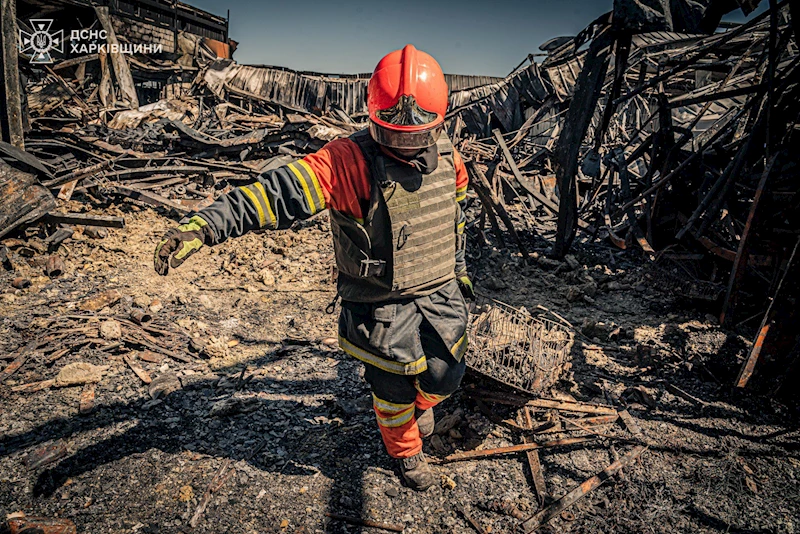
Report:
430,437,596,464
44,212,125,228
110,185,191,215
52,54,100,71
735,236,800,387
524,437,548,507
721,154,778,326
123,353,152,384
94,6,139,108
0,0,23,148
521,446,647,533
11,379,55,393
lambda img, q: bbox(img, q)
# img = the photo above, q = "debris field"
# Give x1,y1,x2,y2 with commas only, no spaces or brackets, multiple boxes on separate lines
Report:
2,0,800,533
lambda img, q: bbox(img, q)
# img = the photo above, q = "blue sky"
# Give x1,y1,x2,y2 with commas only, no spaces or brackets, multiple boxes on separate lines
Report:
189,0,768,77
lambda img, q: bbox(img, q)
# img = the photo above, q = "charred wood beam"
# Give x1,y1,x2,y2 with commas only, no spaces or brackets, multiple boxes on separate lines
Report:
593,33,631,152
41,156,123,188
521,446,648,533
109,184,192,215
667,84,766,109
0,0,23,148
430,436,597,464
721,153,779,326
52,54,100,71
612,2,786,107
736,236,800,388
553,27,613,258
43,212,125,228
94,6,139,109
468,161,528,259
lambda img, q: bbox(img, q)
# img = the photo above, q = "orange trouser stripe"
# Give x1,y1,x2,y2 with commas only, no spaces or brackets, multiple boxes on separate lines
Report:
414,380,449,411
372,394,422,458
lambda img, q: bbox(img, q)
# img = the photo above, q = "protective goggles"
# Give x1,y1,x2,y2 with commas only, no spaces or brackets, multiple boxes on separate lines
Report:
369,121,443,150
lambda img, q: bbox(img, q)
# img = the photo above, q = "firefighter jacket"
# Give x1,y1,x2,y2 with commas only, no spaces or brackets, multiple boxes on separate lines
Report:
193,129,469,291
191,129,470,375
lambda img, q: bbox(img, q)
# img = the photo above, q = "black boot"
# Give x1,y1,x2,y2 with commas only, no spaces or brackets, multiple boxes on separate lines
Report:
399,452,436,491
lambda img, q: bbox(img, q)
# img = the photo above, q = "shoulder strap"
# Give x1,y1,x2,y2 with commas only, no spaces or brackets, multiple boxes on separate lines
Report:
349,129,386,225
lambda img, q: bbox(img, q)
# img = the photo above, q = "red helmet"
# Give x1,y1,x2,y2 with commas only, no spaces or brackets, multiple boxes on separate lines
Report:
368,44,449,150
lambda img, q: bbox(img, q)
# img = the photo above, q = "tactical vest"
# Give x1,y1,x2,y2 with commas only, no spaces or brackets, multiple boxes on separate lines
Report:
330,130,457,303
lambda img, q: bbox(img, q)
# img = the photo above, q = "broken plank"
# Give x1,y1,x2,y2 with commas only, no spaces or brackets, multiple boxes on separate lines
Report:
618,409,643,437
123,353,152,384
735,236,800,388
524,436,548,507
325,513,404,533
11,379,55,393
110,185,191,215
52,53,99,71
79,384,95,414
521,445,648,532
526,398,617,415
57,180,78,201
121,333,191,363
190,460,234,528
430,436,596,464
455,503,489,534
0,0,24,148
721,154,778,326
42,156,122,188
665,383,709,407
94,6,138,107
44,212,125,228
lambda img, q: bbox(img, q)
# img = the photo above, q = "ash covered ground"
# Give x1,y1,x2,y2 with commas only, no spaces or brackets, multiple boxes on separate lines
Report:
1,203,798,534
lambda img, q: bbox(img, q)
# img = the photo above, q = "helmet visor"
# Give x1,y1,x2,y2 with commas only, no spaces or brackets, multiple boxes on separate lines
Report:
369,121,443,150
375,95,439,127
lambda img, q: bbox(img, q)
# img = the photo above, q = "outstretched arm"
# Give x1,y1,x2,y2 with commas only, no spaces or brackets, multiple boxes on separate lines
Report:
154,153,333,275
199,159,327,243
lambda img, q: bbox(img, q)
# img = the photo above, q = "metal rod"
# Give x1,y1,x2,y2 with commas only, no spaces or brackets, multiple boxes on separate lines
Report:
430,437,597,464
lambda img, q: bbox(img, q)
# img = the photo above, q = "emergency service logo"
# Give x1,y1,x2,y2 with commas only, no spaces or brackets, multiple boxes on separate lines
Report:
19,19,63,64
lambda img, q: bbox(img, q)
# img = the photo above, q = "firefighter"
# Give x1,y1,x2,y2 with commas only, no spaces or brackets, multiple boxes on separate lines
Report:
154,45,473,491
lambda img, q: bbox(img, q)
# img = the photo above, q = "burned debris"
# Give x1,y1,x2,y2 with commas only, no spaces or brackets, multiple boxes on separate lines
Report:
453,1,800,397
2,0,800,533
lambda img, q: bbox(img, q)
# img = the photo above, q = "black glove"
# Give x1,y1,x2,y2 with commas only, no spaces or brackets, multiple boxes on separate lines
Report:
154,215,213,276
456,273,475,301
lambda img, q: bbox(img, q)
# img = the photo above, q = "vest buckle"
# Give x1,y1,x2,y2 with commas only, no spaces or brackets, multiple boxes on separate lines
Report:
359,258,386,278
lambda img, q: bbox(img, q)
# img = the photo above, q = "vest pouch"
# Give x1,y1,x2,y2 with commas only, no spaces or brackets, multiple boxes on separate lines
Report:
329,208,386,279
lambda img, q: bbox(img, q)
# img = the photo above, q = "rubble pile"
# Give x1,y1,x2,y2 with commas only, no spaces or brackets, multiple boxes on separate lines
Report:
454,2,800,396
2,0,800,533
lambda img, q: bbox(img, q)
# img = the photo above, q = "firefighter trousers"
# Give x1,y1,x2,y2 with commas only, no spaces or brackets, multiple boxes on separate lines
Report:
337,280,469,458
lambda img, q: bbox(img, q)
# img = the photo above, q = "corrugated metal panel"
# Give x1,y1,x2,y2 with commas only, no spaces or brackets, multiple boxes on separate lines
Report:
544,50,587,101
445,74,506,91
631,32,703,49
205,61,509,118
